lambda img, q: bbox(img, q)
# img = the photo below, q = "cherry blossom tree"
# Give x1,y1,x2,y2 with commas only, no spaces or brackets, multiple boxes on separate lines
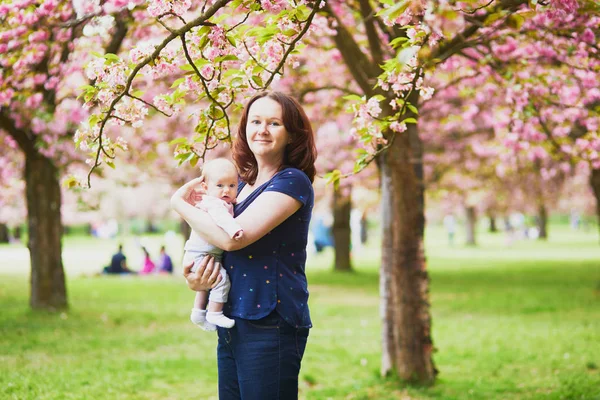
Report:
312,118,378,271
0,0,136,309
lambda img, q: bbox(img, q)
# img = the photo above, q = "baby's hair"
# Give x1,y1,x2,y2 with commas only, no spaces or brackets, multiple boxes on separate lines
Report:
201,158,238,180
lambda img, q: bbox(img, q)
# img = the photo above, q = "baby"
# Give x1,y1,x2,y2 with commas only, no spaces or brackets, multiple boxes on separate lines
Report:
182,158,243,331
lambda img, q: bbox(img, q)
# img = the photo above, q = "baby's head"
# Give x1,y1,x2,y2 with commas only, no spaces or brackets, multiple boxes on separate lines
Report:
201,158,238,204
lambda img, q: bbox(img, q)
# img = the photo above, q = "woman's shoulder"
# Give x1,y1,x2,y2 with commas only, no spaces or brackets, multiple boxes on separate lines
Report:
273,167,312,184
267,167,313,205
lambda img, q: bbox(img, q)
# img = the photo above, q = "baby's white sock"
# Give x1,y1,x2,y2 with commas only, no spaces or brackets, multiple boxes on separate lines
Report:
190,308,216,332
206,311,235,328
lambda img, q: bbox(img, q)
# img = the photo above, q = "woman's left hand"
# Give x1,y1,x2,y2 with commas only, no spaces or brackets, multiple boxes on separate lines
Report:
183,255,222,291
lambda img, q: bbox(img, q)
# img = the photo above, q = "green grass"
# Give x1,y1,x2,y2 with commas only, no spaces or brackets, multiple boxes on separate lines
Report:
1,225,599,399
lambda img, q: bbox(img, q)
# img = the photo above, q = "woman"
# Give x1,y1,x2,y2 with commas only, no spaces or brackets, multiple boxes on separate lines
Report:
139,246,155,275
171,91,317,399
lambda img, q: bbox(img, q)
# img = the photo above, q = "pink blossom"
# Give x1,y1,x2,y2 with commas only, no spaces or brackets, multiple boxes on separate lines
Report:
39,0,59,14
103,0,130,13
171,0,192,16
208,26,228,48
55,28,72,42
0,88,15,106
551,0,579,14
261,0,287,13
420,87,434,100
390,121,407,133
44,77,59,90
25,92,43,109
129,42,156,64
153,95,173,114
0,5,10,18
147,0,170,17
527,146,547,161
575,138,590,150
200,64,214,78
365,97,382,117
204,46,221,61
33,74,47,85
28,30,50,43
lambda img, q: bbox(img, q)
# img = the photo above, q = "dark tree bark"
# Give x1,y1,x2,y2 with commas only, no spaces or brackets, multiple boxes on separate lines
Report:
589,168,600,244
537,204,548,240
25,153,67,310
379,120,436,384
332,185,352,272
488,213,497,233
465,206,477,246
0,223,9,243
14,226,22,240
146,220,158,233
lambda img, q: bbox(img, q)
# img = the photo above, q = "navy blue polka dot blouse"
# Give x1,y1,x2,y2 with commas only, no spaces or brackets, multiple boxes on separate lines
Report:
223,167,313,329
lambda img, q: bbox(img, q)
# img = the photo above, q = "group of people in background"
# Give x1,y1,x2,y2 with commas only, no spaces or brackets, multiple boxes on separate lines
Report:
102,244,173,275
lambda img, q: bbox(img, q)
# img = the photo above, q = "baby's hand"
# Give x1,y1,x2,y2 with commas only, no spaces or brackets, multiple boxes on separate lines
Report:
233,230,244,240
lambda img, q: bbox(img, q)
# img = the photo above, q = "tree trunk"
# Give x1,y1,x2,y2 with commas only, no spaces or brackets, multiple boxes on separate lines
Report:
380,121,436,384
25,152,67,310
0,223,9,243
146,219,158,233
537,204,548,240
332,185,352,272
488,213,497,233
14,225,22,240
465,206,477,246
589,168,600,244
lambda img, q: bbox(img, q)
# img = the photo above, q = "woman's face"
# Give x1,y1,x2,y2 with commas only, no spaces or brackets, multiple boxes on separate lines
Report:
246,97,290,162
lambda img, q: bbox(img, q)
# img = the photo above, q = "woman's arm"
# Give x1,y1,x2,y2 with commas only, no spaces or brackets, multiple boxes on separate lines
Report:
171,179,302,251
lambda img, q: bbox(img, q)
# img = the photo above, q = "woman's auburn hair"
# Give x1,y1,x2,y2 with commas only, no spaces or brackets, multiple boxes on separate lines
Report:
232,91,317,185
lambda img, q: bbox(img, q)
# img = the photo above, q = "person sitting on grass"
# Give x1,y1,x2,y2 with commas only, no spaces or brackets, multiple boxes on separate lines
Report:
181,158,244,331
139,246,156,275
103,244,136,274
157,245,173,274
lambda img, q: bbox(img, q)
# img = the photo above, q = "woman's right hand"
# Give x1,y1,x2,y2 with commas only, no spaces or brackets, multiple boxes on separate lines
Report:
182,255,223,291
171,177,205,207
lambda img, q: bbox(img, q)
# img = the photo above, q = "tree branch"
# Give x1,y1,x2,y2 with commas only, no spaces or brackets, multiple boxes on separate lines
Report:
322,2,380,96
0,111,35,156
429,0,528,65
358,0,384,66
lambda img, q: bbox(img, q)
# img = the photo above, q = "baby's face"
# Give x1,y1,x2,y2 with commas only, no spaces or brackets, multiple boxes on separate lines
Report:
204,169,238,204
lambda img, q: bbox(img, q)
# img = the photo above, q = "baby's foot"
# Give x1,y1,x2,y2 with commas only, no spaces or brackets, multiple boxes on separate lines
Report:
190,308,217,332
206,311,235,328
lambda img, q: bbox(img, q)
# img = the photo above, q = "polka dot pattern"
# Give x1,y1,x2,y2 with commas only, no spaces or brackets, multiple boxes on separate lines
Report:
222,167,314,329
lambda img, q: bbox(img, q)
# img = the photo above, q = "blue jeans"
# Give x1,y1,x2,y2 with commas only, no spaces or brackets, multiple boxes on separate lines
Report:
217,310,309,400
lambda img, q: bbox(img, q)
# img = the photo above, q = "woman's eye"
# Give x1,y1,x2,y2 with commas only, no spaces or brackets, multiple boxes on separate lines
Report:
217,184,223,187
270,122,280,126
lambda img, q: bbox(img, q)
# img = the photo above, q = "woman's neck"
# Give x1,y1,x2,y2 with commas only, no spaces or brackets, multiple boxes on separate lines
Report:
254,159,282,186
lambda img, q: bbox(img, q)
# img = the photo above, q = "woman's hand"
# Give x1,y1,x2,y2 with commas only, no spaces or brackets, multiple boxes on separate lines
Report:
182,255,223,291
172,177,205,207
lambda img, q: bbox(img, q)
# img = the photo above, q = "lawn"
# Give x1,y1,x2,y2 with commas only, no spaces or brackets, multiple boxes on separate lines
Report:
0,225,599,399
